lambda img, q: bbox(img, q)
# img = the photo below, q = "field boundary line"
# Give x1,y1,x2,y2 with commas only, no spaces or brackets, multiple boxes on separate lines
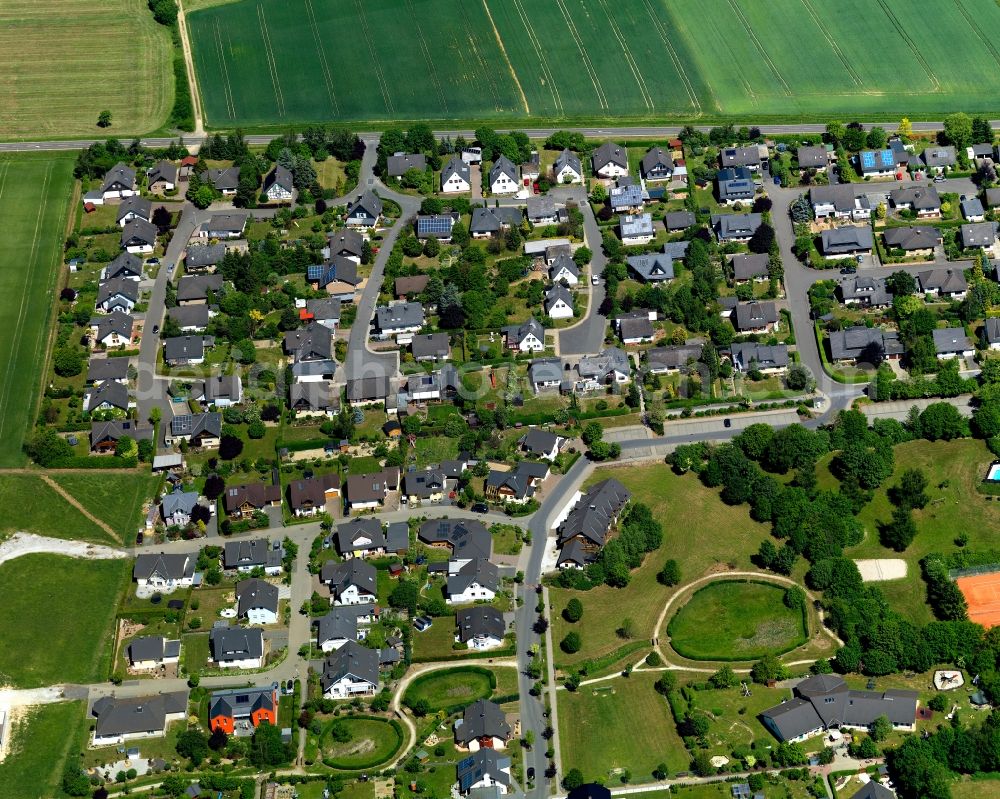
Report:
797,0,862,86
39,474,122,544
303,0,340,116
256,3,286,117
507,0,561,114
0,162,49,446
871,0,940,90
352,0,395,116
724,0,792,96
641,0,700,113
480,0,529,114
404,0,450,115
594,0,653,111
455,0,504,112
950,0,1000,71
212,19,236,119
553,0,609,111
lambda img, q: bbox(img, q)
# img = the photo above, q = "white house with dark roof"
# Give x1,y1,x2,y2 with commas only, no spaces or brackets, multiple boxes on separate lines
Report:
919,268,968,299
116,196,152,227
336,516,387,555
387,152,427,178
210,626,264,669
502,317,545,352
733,302,779,334
102,251,143,282
821,226,874,258
346,191,383,228
548,255,579,286
454,699,512,752
133,552,195,591
121,219,158,254
592,141,629,179
321,640,379,698
553,149,583,184
519,428,562,461
101,163,137,200
447,558,500,604
984,317,1000,351
83,380,132,413
720,145,763,171
455,606,506,651
263,165,294,202
163,335,206,366
960,221,999,252
90,691,187,746
730,342,789,374
489,156,520,195
712,213,762,243
933,327,974,359
640,146,674,181
730,253,770,284
544,283,574,320
90,311,134,349
236,578,279,625
441,155,472,193
146,161,177,192
127,635,181,670
198,213,247,240
322,559,378,606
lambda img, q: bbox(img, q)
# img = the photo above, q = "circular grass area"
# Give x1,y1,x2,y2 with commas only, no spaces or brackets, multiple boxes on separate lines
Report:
667,580,807,661
403,666,495,714
321,716,403,770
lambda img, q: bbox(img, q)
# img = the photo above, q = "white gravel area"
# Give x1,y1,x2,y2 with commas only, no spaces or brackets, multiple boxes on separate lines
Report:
0,532,127,567
855,558,908,582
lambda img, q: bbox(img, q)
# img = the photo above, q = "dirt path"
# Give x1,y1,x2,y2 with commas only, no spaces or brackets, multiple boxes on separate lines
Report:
176,0,206,137
36,474,122,543
0,533,127,567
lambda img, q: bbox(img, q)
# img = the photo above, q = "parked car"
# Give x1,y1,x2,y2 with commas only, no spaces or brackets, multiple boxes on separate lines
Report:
527,768,535,781
934,174,945,183
723,418,732,428
591,274,600,285
152,324,159,334
471,502,489,513
136,532,144,545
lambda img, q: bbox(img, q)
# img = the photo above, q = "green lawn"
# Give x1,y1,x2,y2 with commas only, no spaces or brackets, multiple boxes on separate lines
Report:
182,632,211,675
413,436,460,468
0,701,87,799
320,716,403,768
403,667,494,713
0,474,111,542
558,672,689,782
50,472,160,543
0,554,129,687
0,154,75,466
550,464,772,668
667,580,807,661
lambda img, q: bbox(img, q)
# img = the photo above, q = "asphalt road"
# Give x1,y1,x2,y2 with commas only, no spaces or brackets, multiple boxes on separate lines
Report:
558,194,609,356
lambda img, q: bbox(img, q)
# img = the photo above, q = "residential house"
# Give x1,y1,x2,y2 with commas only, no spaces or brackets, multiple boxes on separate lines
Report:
470,206,522,238
396,274,430,300
315,607,362,652
986,188,1000,209
731,253,770,284
528,357,563,393
544,283,574,320
961,197,986,222
289,382,340,416
346,191,383,228
527,195,558,224
87,356,129,386
101,163,137,200
96,277,139,313
518,428,562,461
447,558,500,604
224,538,283,575
167,305,209,332
615,310,655,345
166,412,222,448
455,606,506,651
347,376,393,407
984,317,1000,350
502,317,545,352
610,182,644,214
828,326,903,364
236,578,279,625
387,521,410,555
576,347,631,390
627,241,687,283
729,342,789,374
403,469,447,503
454,699,512,752
210,626,265,669
716,166,755,204
486,461,549,505
457,750,512,796
549,255,580,286
416,214,456,240
116,196,152,227
797,145,830,171
90,419,152,454
224,482,281,520
919,268,969,299
199,213,247,240
161,490,200,527
127,636,180,670
969,143,997,161
90,311,134,349
288,474,340,517
102,251,143,282
308,257,360,301
960,221,999,250
176,273,224,306
387,152,427,178
810,185,872,221
733,302,779,334
760,674,917,743
644,343,704,374
933,327,974,359
82,380,130,413
90,691,187,747
922,146,957,173
207,167,240,195
664,210,697,231
820,226,874,258
321,640,379,698
890,185,941,217
857,149,897,177
283,322,334,362
488,156,519,194
322,559,377,606
720,145,762,171
185,242,226,273
884,225,942,255
712,213,762,243
374,302,425,341
163,335,206,366
419,518,492,565
335,517,388,557
556,479,630,568
640,146,674,181
619,213,654,245
591,141,629,179
839,275,892,308
146,161,177,193
133,552,195,591
305,297,342,329
411,332,451,362
328,229,365,263
196,374,243,407
846,784,895,799
441,156,472,193
209,686,277,734
262,165,294,202
553,149,583,184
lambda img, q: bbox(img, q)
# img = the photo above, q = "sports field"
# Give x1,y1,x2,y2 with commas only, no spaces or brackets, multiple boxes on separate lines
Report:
957,572,1000,629
0,0,172,138
0,154,75,467
189,0,1000,127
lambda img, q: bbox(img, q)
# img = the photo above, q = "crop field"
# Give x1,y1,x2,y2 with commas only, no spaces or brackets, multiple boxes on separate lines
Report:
0,0,172,138
0,154,75,466
189,0,1000,127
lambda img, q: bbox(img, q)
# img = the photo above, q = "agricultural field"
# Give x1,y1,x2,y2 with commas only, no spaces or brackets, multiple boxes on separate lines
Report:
0,554,130,687
0,154,75,467
0,0,172,138
188,0,1000,128
0,701,87,799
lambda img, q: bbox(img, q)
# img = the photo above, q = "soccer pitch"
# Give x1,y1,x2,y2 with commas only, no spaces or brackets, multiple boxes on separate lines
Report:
188,0,1000,126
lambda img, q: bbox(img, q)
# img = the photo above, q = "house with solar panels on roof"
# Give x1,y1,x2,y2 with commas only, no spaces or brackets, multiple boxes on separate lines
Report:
308,258,361,302
457,748,512,795
857,149,898,177
416,213,457,240
166,412,222,448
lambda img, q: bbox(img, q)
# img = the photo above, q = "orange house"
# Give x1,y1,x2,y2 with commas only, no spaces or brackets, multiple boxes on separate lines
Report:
209,687,277,733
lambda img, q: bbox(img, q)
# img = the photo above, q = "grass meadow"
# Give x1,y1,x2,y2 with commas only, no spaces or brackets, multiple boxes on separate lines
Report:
0,154,75,466
0,474,110,542
0,554,130,687
0,0,172,138
189,0,1000,127
50,472,160,543
0,701,87,799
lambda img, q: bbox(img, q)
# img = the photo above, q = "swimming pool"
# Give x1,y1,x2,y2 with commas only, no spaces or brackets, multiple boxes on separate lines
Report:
986,462,1000,482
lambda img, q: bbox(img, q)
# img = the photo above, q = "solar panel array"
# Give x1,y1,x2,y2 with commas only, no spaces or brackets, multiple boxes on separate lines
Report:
306,265,325,281
171,413,193,433
417,215,454,236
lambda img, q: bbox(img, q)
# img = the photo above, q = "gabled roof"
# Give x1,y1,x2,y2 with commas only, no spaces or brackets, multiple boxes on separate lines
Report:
176,273,224,301
554,148,582,175
347,190,383,219
645,344,703,370
102,162,136,192
664,210,697,231
442,155,471,184
404,468,447,498
796,145,830,168
503,316,544,347
919,268,968,294
347,375,392,402
411,332,450,359
470,206,523,235
821,226,874,254
92,310,134,341
223,482,281,513
712,213,763,240
520,428,559,456
224,538,281,569
321,640,379,691
288,473,340,511
961,197,985,218
387,153,427,177
457,749,512,792
161,489,199,518
858,149,896,172
640,146,674,175
829,326,903,361
884,225,941,251
890,185,940,211
133,552,194,582
489,155,518,185
315,607,360,646
922,146,957,167
147,160,178,185
204,213,247,234
87,356,129,383
730,342,789,370
548,254,580,281
932,326,973,354
92,691,187,738
336,516,387,551
455,606,506,644
322,558,377,596
733,301,779,331
375,302,424,331
116,195,152,224
731,253,770,280
455,699,511,745
984,317,1000,344
592,141,628,172
328,228,364,258
810,184,870,214
627,242,685,282
97,276,139,307
207,167,240,191
610,183,644,210
169,411,222,439
263,164,294,193
619,213,653,238
418,518,492,560
185,242,226,269
209,686,275,721
128,635,172,663
283,321,334,361
716,166,755,201
578,347,630,380
527,194,557,219
92,419,154,448
84,380,130,411
558,478,630,547
839,276,892,306
290,381,339,412
236,578,279,616
210,625,264,660
447,558,500,596
720,146,761,168
485,461,548,501
960,221,999,248
163,335,205,363
544,283,574,314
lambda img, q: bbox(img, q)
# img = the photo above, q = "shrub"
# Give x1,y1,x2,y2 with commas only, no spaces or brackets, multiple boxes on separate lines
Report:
560,631,582,654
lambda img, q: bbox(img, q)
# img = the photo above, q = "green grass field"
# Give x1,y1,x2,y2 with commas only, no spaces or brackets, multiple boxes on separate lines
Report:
668,580,807,661
0,154,74,466
0,554,130,687
50,472,160,542
403,667,494,713
189,0,1000,127
0,0,172,138
0,474,110,542
320,716,403,768
0,701,87,799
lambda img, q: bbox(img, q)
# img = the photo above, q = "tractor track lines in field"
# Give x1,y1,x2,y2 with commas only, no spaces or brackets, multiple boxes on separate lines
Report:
951,0,1000,72
725,0,792,96
256,3,286,117
405,0,450,115
506,0,560,114
797,0,862,86
0,162,48,445
595,0,653,111
554,0,608,111
872,0,940,90
353,0,395,115
303,0,340,116
212,19,236,119
641,0,700,113
456,0,505,112
482,0,530,114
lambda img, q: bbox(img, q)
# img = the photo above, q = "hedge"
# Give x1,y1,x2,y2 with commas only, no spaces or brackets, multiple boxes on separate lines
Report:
557,640,648,674
277,437,332,453
51,456,139,469
320,716,404,771
404,665,498,716
410,637,516,664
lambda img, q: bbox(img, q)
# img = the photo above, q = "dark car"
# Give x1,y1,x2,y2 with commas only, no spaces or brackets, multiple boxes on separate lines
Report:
471,502,489,513
136,532,144,545
152,324,159,334
527,768,535,781
723,418,732,428
840,265,857,275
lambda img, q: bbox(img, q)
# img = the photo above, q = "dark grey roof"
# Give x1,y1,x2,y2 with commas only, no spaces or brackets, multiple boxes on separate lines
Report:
209,686,275,723
104,251,143,279
922,146,957,167
578,347,630,380
489,155,518,185
185,243,226,269
287,472,339,511
411,332,450,360
527,194,557,220
306,297,342,322
544,283,574,314
839,276,892,306
163,335,205,363
645,344,703,370
528,357,562,386
810,184,871,214
92,310,134,341
731,253,770,280
716,166,755,201
236,578,279,616
549,255,580,282
328,228,364,258
290,382,338,412
321,640,379,691
84,380,130,411
733,301,779,331
167,305,209,330
986,188,1000,208
204,212,247,235
470,206,523,235
116,195,152,224
828,326,903,362
712,213,763,240
485,460,549,501
169,411,222,439
558,478,630,547
210,625,264,661
720,146,761,168
848,783,895,799
884,225,941,251
520,428,559,456
322,558,377,596
316,607,360,646
730,342,789,370
387,153,427,177
419,518,492,560
933,326,973,354
97,276,139,308
554,148,582,176
503,316,544,348
347,190,383,220
664,210,697,231
121,218,158,248
161,489,199,518
404,469,447,498
890,185,940,211
133,552,194,582
984,317,1000,345
797,146,830,168
455,700,511,745
457,750,512,792
640,146,674,177
347,375,392,402
455,606,506,644
919,268,968,295
336,516,387,551
960,221,999,248
447,558,500,596
610,183,644,211
442,155,471,184
147,160,178,185
386,521,409,552
176,273,224,301
87,356,129,383
821,226,874,254
224,538,281,570
128,636,170,663
284,321,334,361
592,141,628,172
375,302,424,331
207,167,240,191
92,691,187,738
101,162,136,192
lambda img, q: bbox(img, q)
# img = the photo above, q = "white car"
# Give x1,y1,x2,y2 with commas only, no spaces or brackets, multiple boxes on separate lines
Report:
592,274,600,285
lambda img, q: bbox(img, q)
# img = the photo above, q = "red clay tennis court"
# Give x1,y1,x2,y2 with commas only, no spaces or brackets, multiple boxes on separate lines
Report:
957,572,1000,628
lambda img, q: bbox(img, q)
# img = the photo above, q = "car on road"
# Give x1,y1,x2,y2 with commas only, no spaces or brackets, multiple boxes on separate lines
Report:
723,418,732,428
413,616,433,632
592,274,600,285
471,502,489,513
527,768,535,781
934,174,945,183
152,324,159,334
840,265,857,275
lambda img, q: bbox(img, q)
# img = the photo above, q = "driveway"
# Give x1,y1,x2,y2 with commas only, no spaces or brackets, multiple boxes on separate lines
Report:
559,196,609,356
